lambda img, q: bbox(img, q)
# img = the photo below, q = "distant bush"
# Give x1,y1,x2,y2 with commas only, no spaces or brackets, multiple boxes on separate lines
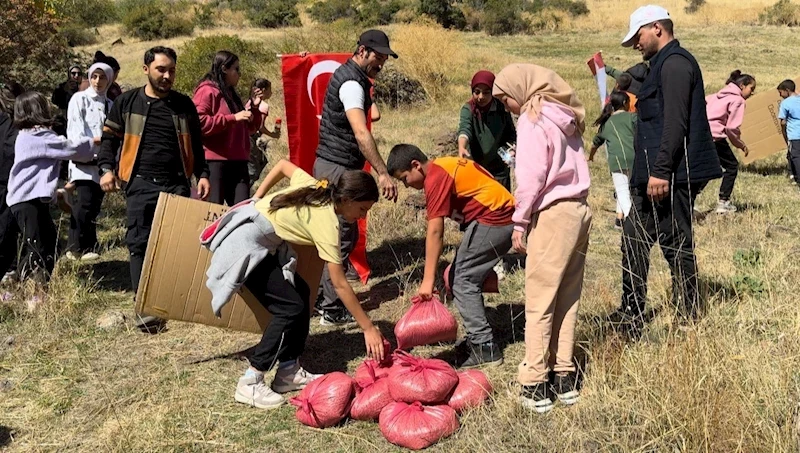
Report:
51,0,119,27
759,0,800,26
359,0,403,25
373,65,427,107
59,22,98,47
419,0,467,29
484,0,527,35
461,5,483,31
526,9,567,32
174,34,274,99
231,0,300,28
391,24,466,100
1,0,80,92
308,0,359,22
523,0,589,17
685,0,706,14
276,20,360,54
194,3,217,29
122,0,194,40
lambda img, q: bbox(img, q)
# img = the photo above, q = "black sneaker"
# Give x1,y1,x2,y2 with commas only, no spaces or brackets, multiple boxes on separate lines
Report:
457,341,503,368
345,266,360,283
519,382,554,413
551,373,580,405
614,218,623,230
319,309,355,326
135,315,167,334
607,307,645,337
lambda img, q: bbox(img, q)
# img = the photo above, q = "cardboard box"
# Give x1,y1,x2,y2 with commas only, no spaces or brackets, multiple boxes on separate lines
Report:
135,193,324,335
739,78,799,165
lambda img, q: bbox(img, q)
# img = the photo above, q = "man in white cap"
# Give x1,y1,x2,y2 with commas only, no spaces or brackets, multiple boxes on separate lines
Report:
613,5,721,332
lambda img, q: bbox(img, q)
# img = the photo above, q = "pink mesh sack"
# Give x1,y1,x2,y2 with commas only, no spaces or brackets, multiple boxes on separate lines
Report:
387,351,459,404
353,338,394,387
446,369,493,413
379,401,460,450
289,372,355,428
349,367,394,421
394,295,458,350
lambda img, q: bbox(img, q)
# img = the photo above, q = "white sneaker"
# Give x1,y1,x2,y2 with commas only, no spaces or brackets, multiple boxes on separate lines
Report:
715,200,737,214
64,251,78,261
1,271,18,285
234,371,285,409
80,252,100,262
271,362,322,393
493,261,506,282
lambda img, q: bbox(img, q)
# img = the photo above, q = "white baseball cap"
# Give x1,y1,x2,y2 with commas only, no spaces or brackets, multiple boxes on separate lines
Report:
621,5,671,47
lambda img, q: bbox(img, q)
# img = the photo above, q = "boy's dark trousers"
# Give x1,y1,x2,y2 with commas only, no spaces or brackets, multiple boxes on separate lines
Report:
620,184,699,317
10,199,57,281
124,175,189,294
0,189,19,278
788,140,800,181
245,254,311,372
67,181,105,254
715,140,739,200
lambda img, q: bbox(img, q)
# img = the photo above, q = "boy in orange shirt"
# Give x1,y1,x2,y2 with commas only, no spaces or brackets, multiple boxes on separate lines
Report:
387,144,514,368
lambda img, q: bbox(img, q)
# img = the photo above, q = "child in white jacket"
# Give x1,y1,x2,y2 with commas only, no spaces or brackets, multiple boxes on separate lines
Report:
65,62,114,261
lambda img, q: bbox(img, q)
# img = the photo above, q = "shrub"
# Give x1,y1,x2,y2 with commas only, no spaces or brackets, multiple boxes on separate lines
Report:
759,0,800,26
391,24,466,100
194,3,217,29
685,0,706,14
308,0,359,22
51,0,119,27
359,0,403,25
484,0,527,35
122,0,194,40
526,9,566,33
523,0,589,17
0,0,80,92
275,20,360,54
461,5,483,31
231,0,300,28
419,0,467,29
173,34,274,99
373,65,427,107
59,22,98,47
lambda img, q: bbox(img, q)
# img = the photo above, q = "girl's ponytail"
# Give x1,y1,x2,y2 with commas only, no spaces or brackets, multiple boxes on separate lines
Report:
726,70,755,88
594,91,629,130
268,170,378,213
269,179,334,213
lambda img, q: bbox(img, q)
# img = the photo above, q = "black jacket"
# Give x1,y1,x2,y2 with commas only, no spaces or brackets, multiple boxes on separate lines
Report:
0,112,17,189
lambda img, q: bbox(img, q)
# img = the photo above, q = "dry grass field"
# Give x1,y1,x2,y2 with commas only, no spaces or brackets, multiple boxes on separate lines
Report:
3,1,800,451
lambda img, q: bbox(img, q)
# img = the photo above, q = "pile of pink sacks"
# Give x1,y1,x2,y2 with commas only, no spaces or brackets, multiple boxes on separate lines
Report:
289,350,493,450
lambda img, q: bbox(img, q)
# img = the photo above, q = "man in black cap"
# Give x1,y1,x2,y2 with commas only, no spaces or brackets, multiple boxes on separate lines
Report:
313,29,398,325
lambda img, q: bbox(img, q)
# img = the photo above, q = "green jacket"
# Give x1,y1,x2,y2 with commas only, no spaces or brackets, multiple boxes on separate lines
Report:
457,98,516,177
592,111,637,174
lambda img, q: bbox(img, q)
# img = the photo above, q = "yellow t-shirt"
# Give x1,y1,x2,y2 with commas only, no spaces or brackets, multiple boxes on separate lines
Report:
254,169,341,264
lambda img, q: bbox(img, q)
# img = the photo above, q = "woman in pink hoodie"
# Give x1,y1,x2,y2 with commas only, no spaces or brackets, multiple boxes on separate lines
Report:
704,70,756,214
193,51,264,206
492,64,592,414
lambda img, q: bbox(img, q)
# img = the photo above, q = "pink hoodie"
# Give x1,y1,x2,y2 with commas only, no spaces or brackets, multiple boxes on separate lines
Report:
512,102,591,232
705,82,747,150
193,80,263,161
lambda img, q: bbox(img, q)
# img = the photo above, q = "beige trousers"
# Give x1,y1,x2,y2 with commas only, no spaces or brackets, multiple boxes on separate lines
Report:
517,198,592,385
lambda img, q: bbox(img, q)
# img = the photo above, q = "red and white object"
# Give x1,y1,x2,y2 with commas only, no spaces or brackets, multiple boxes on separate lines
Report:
587,52,608,109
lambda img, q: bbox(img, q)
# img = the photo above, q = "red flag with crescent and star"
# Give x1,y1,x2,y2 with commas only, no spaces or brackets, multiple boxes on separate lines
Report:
281,53,372,285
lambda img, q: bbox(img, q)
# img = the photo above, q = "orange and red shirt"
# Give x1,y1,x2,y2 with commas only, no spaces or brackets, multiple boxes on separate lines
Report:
424,157,514,226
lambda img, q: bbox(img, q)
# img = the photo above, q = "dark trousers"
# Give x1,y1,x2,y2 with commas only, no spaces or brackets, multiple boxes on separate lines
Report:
67,180,105,253
208,160,250,206
715,140,739,201
620,184,698,316
0,190,19,277
10,199,57,281
125,175,190,294
313,158,359,312
245,254,311,372
789,140,800,181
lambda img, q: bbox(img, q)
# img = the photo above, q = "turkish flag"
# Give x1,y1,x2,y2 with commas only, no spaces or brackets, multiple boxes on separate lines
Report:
281,53,372,284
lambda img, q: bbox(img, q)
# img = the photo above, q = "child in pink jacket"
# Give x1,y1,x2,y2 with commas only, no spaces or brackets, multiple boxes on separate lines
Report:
705,70,756,214
493,64,592,414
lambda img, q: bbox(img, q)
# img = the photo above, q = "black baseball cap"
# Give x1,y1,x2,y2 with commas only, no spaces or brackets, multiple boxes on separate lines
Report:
358,29,398,59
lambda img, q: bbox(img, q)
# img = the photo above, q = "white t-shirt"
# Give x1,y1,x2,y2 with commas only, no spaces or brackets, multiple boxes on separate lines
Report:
339,81,365,112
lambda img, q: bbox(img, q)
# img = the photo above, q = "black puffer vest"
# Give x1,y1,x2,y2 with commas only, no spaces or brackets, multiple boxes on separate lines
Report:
315,59,373,169
634,40,720,186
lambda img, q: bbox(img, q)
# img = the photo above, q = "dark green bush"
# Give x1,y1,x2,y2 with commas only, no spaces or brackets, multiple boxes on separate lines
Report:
231,0,301,28
685,0,706,13
359,0,403,25
308,0,359,22
523,0,589,17
484,0,527,35
373,64,427,108
307,0,402,25
56,0,119,27
173,34,275,98
759,0,800,26
122,0,194,40
419,0,467,29
59,22,98,47
194,3,217,29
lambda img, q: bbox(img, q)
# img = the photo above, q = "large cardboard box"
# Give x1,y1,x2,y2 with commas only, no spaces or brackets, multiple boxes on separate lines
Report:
135,193,324,334
739,78,799,165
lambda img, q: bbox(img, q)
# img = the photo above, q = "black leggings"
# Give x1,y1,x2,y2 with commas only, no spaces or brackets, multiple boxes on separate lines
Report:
67,180,105,253
11,199,57,281
208,160,250,206
245,255,311,372
715,140,739,201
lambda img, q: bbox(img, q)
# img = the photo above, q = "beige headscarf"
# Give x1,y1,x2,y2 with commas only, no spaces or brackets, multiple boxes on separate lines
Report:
492,64,586,134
